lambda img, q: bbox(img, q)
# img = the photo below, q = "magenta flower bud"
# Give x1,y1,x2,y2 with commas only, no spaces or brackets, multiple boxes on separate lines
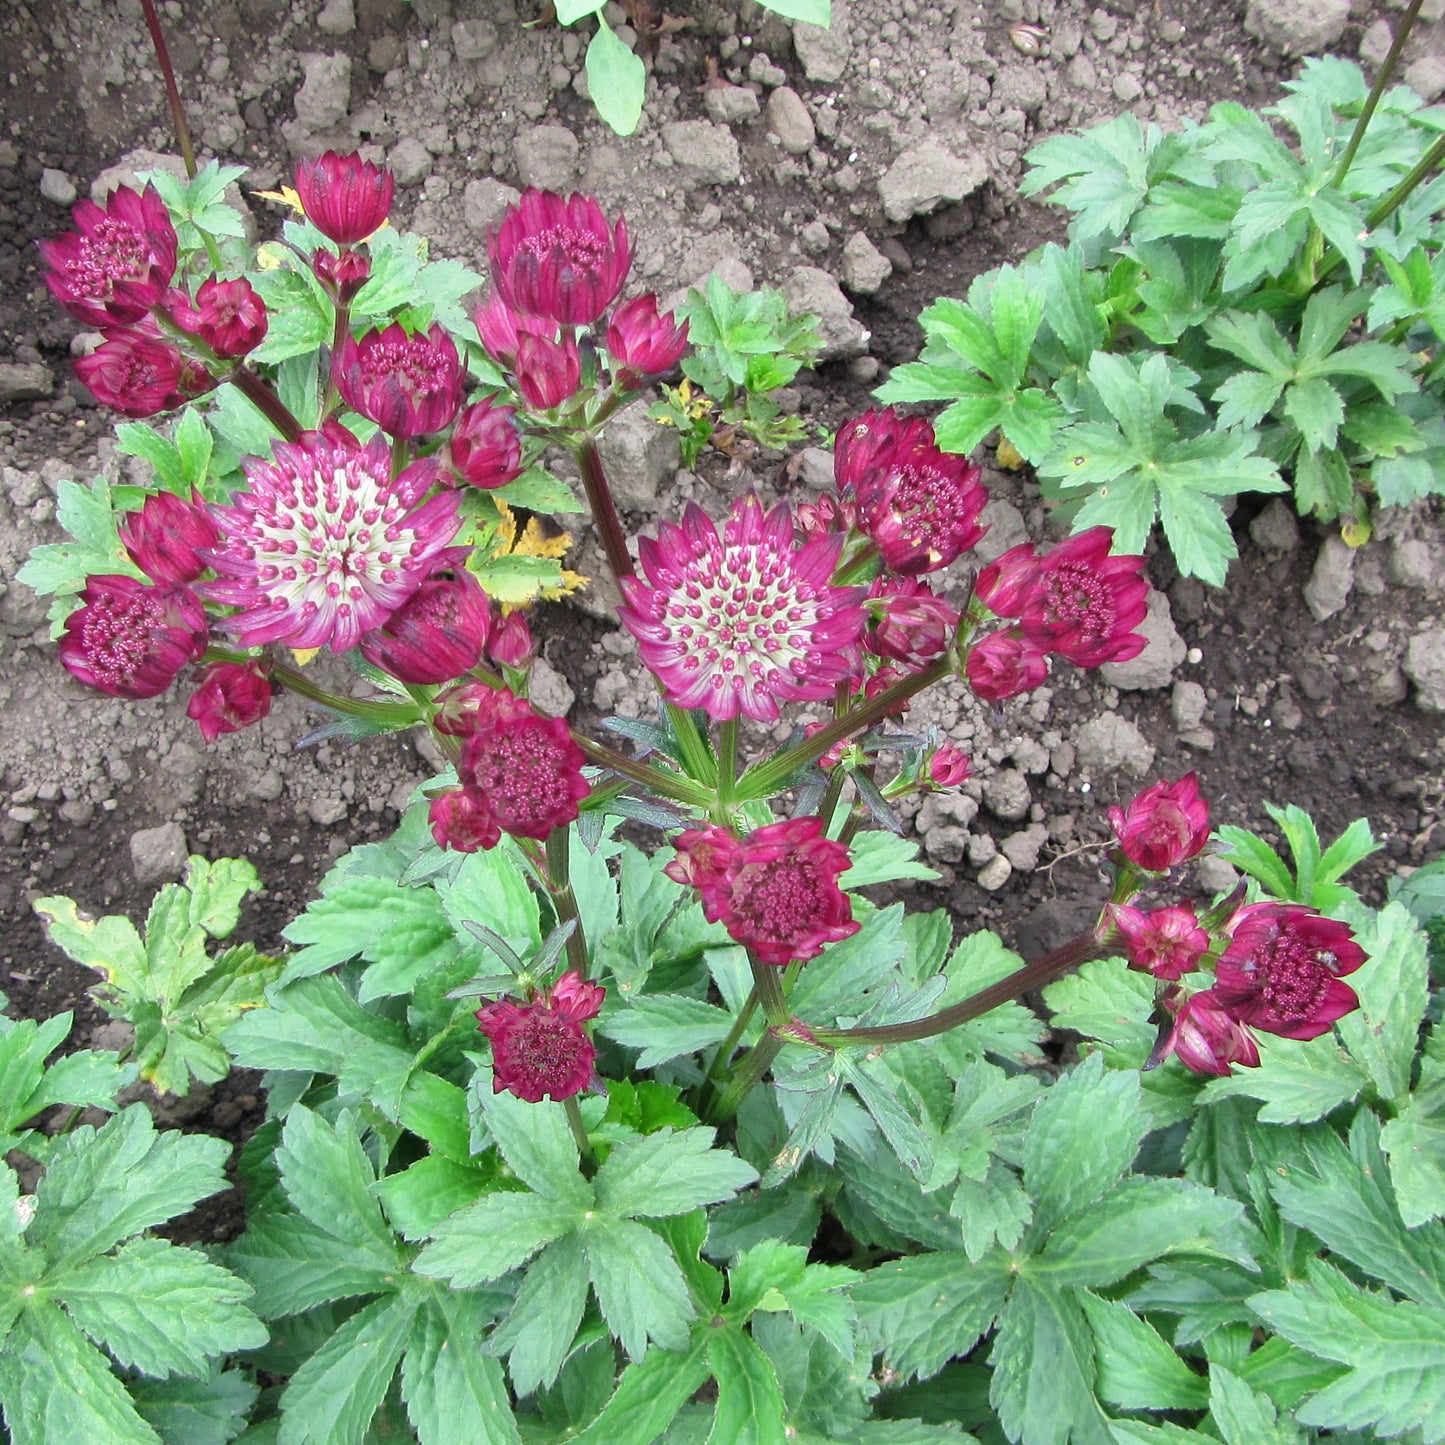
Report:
488,610,536,669
864,663,912,717
965,629,1049,702
59,575,207,699
358,559,492,684
449,398,524,490
1164,990,1261,1077
429,787,501,853
1109,903,1209,981
1108,773,1211,873
432,680,504,738
1020,527,1150,667
514,330,581,411
477,968,605,1103
40,183,178,327
1213,903,1365,1041
868,575,959,666
333,323,463,439
473,291,557,368
974,543,1040,620
187,661,272,742
794,491,856,540
177,276,268,358
606,293,689,388
928,741,972,789
489,188,631,326
294,151,394,246
74,327,206,418
120,490,220,587
312,248,371,304
666,816,859,967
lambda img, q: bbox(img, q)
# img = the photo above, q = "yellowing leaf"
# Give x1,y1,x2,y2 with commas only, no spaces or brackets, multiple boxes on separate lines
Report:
996,437,1025,470
253,183,305,214
515,515,572,562
292,647,320,666
1341,516,1371,547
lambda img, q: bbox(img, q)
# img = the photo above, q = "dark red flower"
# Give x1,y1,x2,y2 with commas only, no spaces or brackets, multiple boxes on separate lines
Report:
40,183,178,326
358,558,491,684
74,327,210,418
666,816,859,966
1109,773,1211,873
1109,903,1209,981
312,248,371,304
965,629,1049,702
333,323,463,438
473,291,557,369
489,188,631,326
429,787,501,853
294,151,394,246
432,680,505,738
449,398,524,490
606,293,689,388
120,490,221,586
867,575,959,666
1163,989,1261,1077
167,276,268,358
1019,527,1149,667
1213,903,1365,1041
59,575,207,699
973,543,1041,620
928,741,972,789
794,491,856,540
477,969,605,1103
514,330,581,411
187,661,272,742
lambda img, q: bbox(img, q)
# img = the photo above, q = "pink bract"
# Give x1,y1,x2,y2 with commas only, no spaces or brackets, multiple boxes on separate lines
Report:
187,661,273,742
1020,526,1149,667
489,188,631,326
358,557,491,684
473,291,557,368
312,248,371,304
1164,989,1261,1077
867,575,959,666
201,431,460,652
74,327,208,418
514,330,581,411
489,610,535,668
974,543,1041,619
294,151,394,246
1109,903,1209,981
120,490,220,587
1109,772,1211,873
333,323,463,439
965,629,1049,702
449,399,524,490
429,787,501,853
928,741,972,789
619,494,867,724
607,293,689,387
59,575,207,700
477,969,605,1103
168,276,268,358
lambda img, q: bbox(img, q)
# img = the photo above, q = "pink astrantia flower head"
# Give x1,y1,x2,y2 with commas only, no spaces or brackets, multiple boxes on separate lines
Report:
606,293,689,389
1020,527,1149,667
59,575,207,700
167,276,268,358
834,407,988,576
619,494,867,723
358,556,491,684
458,689,590,843
974,543,1041,620
202,430,460,652
40,183,178,326
514,330,581,411
1110,903,1210,981
74,326,210,418
294,151,394,246
965,629,1050,702
1163,989,1261,1077
477,969,605,1103
488,610,536,669
867,575,959,667
1213,903,1364,1041
928,740,972,789
312,247,371,304
432,680,505,738
449,398,524,491
120,490,221,586
1109,773,1211,873
473,291,557,368
333,323,463,439
489,188,631,326
429,786,501,853
187,661,273,742
666,816,860,966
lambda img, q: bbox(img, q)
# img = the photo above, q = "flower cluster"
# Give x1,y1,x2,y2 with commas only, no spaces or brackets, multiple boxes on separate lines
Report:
477,969,605,1103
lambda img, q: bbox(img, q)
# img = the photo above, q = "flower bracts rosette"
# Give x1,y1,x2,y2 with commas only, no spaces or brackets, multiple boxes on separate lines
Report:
1109,773,1211,872
59,575,208,700
333,323,463,439
477,970,605,1103
294,150,394,246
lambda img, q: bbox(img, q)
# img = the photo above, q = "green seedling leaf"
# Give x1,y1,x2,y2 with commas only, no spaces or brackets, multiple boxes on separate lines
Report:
586,22,646,137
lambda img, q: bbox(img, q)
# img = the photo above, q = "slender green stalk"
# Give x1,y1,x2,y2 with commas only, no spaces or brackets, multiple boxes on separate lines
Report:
716,714,740,807
322,303,350,419
693,985,761,1120
564,1096,598,1175
705,1032,783,1125
267,660,422,726
571,732,713,807
390,434,409,480
1333,0,1425,188
750,955,791,1028
138,0,197,178
546,827,591,979
573,436,635,583
229,366,304,443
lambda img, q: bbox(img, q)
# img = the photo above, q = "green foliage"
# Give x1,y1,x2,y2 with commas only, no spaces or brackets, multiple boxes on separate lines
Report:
1216,803,1380,911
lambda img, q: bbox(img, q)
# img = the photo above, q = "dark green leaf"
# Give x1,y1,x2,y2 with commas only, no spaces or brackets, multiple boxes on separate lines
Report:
490,1235,590,1396
568,1339,711,1445
227,1211,399,1318
584,1216,695,1360
1077,1292,1208,1410
401,1295,520,1445
129,1369,259,1445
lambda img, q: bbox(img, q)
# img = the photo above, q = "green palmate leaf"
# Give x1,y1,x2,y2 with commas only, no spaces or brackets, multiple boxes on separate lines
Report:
1249,1260,1445,1443
728,1242,858,1360
248,265,332,364
599,994,735,1068
586,21,646,137
1208,1366,1304,1445
489,1234,590,1396
788,904,908,1023
414,1190,585,1288
1199,1032,1367,1123
129,1369,259,1445
0,1012,129,1149
570,1338,712,1445
1078,1292,1208,1411
274,1106,397,1260
584,1215,695,1360
474,1076,588,1204
950,1165,1034,1262
116,422,185,492
594,1127,759,1218
1381,1025,1445,1227
1235,1334,1348,1411
707,1327,787,1445
401,1296,520,1445
932,930,1046,1064
227,1211,399,1318
374,1155,490,1240
1042,957,1157,1059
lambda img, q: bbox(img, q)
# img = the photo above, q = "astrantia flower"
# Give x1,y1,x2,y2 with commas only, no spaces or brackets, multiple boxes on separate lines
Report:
202,431,460,652
312,248,371,304
449,398,524,490
1162,989,1260,1077
1213,903,1364,1040
490,188,631,326
1109,903,1209,981
358,557,491,684
606,293,689,388
619,494,867,723
40,183,178,326
928,741,972,789
334,323,463,438
974,543,1040,619
1020,527,1149,667
665,816,859,966
74,327,208,418
489,610,535,668
167,276,267,358
432,680,505,738
187,661,272,742
477,969,605,1103
1109,773,1211,872
294,151,394,246
59,575,207,699
120,490,220,586
514,330,581,411
794,491,855,540
473,291,557,368
429,787,500,853
965,629,1049,702
458,689,590,842
835,407,988,575
867,575,958,667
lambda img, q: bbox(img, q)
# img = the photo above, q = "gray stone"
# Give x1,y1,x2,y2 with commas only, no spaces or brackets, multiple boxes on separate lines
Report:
387,136,432,185
1100,588,1186,691
1065,53,1099,89
975,499,1028,562
924,823,968,863
40,168,77,205
1388,537,1444,590
840,232,891,294
250,770,284,801
1244,0,1349,53
781,267,868,359
1249,497,1300,552
878,139,988,223
1193,853,1240,898
1171,679,1208,732
977,854,1014,891
130,822,189,886
660,121,742,185
705,84,762,124
797,447,834,489
451,17,499,60
799,219,830,255
1359,17,1393,67
529,657,576,718
1303,535,1356,621
1112,72,1144,103
748,53,788,88
1405,54,1445,101
463,177,521,236
967,831,998,867
0,140,17,169
1002,824,1049,872
767,87,815,155
597,400,682,512
514,125,580,191
294,53,352,131
983,768,1031,822
1404,628,1445,711
0,364,54,404
318,0,356,34
1074,711,1155,775
794,0,852,82
992,65,1048,111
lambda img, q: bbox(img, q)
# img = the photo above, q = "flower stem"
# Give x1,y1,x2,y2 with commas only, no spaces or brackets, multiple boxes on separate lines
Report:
693,985,761,1120
268,660,422,726
546,826,591,979
1332,0,1424,189
571,732,713,807
138,0,197,179
705,1031,783,1125
573,436,634,584
750,954,791,1028
716,714,739,807
564,1095,598,1175
229,366,304,443
322,302,350,419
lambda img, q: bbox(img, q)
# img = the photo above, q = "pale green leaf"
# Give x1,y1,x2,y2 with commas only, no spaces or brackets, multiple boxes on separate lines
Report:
595,1127,758,1219
401,1296,521,1445
490,1235,590,1396
568,1339,711,1445
599,996,735,1069
586,23,646,137
707,1327,786,1445
1078,1292,1208,1411
414,1191,584,1288
584,1216,696,1361
475,1080,589,1205
1208,1366,1303,1445
1199,1033,1366,1124
275,1107,396,1260
1380,1028,1445,1227
227,1211,400,1319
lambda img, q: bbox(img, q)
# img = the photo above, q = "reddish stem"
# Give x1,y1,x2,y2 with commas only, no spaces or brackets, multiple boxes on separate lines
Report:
138,0,197,179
